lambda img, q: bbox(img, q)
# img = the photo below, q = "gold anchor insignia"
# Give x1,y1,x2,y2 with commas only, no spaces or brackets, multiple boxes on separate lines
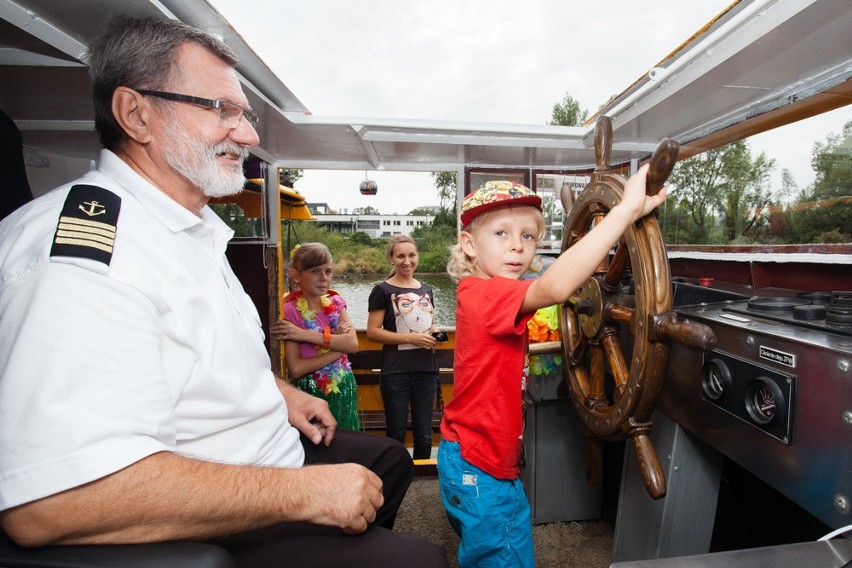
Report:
78,200,107,217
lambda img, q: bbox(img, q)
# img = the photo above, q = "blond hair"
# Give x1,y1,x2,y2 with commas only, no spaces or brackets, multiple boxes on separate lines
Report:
446,205,545,283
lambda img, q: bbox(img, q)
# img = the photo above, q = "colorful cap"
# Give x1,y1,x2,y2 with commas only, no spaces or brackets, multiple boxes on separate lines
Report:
460,181,542,227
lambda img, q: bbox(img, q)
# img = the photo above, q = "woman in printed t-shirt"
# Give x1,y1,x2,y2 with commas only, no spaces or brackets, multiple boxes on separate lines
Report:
367,236,440,460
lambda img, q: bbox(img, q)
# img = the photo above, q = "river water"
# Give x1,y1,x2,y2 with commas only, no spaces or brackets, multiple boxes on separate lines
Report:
333,273,458,328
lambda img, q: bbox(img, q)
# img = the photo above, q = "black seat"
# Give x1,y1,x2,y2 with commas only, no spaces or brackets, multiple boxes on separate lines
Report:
0,108,35,221
0,530,236,568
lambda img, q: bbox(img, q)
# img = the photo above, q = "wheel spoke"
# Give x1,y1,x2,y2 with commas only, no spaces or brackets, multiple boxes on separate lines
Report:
572,366,591,400
569,332,589,366
602,241,629,292
602,332,629,398
591,209,609,274
589,343,606,399
606,303,633,325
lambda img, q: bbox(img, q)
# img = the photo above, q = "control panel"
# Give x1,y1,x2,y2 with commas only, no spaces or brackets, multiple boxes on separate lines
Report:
700,351,796,444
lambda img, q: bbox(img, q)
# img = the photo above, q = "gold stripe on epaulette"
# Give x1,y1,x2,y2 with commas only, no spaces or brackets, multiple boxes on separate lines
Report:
53,237,114,254
55,229,116,247
50,185,121,266
54,210,117,253
57,216,117,234
56,222,116,240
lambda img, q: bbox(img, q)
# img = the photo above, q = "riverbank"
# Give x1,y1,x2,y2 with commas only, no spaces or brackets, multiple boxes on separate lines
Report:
288,219,458,274
333,273,458,328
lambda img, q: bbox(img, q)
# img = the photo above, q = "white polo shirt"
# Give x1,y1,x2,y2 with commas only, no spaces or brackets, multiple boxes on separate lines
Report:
0,150,304,511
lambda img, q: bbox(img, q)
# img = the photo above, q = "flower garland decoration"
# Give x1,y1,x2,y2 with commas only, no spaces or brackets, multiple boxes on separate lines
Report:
287,290,349,395
528,305,561,343
527,305,562,376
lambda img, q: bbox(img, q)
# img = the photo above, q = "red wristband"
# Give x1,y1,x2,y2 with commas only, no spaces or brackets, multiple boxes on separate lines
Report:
322,325,331,349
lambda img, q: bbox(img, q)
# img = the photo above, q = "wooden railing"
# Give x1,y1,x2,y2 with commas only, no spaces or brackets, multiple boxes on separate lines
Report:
349,329,455,434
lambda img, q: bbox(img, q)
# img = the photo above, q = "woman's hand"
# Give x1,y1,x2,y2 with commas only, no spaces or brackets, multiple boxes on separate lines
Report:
406,331,437,349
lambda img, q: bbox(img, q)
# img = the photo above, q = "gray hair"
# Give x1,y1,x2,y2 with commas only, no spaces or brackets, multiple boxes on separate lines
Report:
86,15,239,150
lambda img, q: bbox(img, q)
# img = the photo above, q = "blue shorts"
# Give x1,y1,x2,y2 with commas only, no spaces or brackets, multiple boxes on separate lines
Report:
437,440,534,567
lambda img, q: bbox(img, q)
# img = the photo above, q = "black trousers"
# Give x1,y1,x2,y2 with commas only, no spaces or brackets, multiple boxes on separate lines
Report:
208,430,449,567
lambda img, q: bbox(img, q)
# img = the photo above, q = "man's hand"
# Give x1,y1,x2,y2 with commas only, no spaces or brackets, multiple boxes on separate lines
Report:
277,379,337,446
303,463,384,534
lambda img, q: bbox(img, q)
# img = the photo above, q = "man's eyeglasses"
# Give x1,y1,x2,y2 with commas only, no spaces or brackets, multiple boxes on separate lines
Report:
136,89,259,130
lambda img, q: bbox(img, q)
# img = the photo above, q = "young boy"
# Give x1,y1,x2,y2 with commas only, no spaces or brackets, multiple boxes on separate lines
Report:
439,166,666,567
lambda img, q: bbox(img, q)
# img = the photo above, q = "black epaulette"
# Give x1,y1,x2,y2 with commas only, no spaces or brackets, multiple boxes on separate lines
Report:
50,184,121,266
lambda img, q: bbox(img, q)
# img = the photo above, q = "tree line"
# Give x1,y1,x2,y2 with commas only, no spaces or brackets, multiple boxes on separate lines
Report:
550,94,851,246
662,123,850,245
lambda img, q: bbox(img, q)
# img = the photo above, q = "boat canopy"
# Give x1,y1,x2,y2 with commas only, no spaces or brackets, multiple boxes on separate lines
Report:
1,0,849,176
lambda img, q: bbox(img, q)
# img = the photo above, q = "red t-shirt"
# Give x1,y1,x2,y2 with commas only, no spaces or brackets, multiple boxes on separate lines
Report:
440,276,535,480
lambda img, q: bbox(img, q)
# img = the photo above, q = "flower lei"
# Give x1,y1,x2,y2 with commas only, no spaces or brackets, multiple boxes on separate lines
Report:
527,305,562,376
288,290,349,395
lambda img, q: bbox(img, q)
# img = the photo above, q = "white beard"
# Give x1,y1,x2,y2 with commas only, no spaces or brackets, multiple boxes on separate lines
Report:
162,121,249,198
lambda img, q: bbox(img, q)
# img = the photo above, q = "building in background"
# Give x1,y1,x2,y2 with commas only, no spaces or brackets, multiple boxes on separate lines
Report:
307,203,434,238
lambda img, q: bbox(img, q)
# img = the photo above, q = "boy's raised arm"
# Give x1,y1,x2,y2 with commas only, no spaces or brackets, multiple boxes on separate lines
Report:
522,164,667,313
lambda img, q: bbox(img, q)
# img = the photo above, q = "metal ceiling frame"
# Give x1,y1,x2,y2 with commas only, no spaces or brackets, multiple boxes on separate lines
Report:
1,0,850,183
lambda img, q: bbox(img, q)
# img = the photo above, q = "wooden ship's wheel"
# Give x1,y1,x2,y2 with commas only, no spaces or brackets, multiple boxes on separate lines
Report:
557,116,716,499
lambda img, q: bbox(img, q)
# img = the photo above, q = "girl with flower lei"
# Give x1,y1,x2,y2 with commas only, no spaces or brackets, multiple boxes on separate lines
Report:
270,243,360,430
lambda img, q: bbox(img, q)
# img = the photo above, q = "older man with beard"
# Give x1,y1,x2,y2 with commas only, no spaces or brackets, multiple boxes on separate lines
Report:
0,15,448,568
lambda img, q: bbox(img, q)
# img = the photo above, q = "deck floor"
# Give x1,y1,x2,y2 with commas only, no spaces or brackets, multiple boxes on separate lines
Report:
395,476,614,568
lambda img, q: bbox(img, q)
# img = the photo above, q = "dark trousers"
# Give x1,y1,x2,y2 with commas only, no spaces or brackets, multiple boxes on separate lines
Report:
380,372,439,460
208,430,448,567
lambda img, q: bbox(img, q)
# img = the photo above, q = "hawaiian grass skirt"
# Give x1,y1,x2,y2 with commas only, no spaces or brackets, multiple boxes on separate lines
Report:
294,371,361,431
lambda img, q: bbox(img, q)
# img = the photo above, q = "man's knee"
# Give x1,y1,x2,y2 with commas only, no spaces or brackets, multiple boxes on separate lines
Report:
412,540,450,568
384,532,449,568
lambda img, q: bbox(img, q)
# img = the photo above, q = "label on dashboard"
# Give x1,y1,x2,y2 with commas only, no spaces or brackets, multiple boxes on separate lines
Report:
759,346,795,368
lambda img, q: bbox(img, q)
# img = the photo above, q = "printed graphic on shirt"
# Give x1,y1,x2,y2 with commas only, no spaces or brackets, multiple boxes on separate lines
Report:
50,184,121,266
391,291,434,350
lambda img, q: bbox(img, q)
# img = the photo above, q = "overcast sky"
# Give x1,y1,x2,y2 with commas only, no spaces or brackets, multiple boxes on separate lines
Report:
211,0,851,215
